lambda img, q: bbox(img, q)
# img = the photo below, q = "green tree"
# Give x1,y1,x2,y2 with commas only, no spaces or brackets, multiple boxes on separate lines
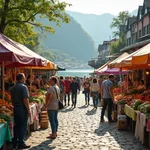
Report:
110,11,130,38
110,38,126,55
40,50,56,61
0,0,71,45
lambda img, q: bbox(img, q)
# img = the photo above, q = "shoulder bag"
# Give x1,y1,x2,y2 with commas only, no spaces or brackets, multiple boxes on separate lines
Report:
53,86,64,110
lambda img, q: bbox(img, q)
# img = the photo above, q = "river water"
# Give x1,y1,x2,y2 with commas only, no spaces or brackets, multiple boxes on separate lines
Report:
56,69,94,77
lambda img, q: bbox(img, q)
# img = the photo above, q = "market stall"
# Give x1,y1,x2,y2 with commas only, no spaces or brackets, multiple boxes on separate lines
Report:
109,43,150,148
0,33,52,149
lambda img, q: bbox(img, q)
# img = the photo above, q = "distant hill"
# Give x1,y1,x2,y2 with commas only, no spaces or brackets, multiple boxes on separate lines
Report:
67,10,138,47
38,15,96,62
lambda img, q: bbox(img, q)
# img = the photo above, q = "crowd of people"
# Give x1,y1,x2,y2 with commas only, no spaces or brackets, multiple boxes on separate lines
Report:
10,72,149,148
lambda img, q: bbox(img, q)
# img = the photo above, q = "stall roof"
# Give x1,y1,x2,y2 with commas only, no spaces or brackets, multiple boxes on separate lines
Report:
94,61,110,73
0,33,47,67
109,52,129,68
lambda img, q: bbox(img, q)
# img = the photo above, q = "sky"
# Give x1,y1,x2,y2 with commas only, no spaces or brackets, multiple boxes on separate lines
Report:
62,0,144,15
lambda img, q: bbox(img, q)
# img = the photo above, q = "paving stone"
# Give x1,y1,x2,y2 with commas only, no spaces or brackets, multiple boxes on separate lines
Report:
25,93,149,150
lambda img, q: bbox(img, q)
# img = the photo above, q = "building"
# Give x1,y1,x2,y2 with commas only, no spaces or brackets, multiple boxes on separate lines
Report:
88,39,117,69
121,0,150,53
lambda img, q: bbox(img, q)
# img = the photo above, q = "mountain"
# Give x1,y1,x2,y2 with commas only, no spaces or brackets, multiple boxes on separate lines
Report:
67,11,114,47
38,15,96,62
67,10,138,47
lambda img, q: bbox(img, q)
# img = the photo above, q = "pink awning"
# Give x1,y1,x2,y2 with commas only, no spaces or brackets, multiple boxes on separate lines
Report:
96,65,128,75
0,34,47,67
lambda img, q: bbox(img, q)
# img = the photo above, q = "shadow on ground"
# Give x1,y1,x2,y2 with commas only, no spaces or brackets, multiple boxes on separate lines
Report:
86,108,97,116
59,107,74,113
29,140,54,150
78,105,89,109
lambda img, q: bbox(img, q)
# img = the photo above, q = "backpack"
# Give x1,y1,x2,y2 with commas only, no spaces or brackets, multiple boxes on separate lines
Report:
59,81,64,94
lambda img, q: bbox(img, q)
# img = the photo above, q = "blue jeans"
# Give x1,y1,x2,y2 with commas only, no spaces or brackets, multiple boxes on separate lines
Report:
47,110,58,133
71,93,77,106
84,91,90,104
92,91,99,107
13,105,28,146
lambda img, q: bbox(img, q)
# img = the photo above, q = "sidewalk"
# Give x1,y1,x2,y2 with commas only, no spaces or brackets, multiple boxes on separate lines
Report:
27,93,148,150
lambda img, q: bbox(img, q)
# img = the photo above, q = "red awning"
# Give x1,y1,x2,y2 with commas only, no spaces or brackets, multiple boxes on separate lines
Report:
0,34,47,67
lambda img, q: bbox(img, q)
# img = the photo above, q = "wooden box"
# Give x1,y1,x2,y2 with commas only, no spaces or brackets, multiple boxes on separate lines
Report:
40,120,49,129
117,120,127,130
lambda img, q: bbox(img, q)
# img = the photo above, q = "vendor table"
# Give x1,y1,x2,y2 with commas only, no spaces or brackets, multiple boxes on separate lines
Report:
124,104,137,121
0,122,11,149
124,104,137,133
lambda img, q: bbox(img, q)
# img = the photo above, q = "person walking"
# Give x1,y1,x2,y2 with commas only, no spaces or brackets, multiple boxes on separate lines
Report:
59,76,66,104
11,73,31,149
83,77,90,105
64,76,71,106
46,76,60,139
98,76,103,101
91,78,100,109
100,74,115,123
70,77,80,108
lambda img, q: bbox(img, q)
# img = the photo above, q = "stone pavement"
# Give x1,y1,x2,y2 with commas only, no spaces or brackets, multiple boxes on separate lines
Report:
26,93,149,150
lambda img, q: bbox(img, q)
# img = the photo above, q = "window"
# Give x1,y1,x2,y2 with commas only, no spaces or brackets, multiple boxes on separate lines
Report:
147,25,150,34
139,30,142,38
145,9,147,14
143,26,147,35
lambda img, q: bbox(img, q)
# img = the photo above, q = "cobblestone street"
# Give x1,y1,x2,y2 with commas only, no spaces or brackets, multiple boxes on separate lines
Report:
26,93,149,150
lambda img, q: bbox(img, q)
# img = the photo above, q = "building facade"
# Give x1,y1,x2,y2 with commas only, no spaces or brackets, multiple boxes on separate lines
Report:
121,0,150,53
88,39,116,69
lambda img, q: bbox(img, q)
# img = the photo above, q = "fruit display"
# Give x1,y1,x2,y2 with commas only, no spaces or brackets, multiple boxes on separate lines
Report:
113,88,121,96
131,99,143,110
29,89,46,104
0,118,6,123
0,91,11,103
0,114,11,122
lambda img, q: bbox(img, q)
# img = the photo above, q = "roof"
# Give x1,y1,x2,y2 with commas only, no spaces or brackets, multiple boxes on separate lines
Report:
127,17,137,27
144,0,150,8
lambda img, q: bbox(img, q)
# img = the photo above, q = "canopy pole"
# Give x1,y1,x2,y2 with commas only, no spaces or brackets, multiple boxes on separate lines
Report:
127,73,129,93
30,68,32,93
2,62,5,100
14,67,17,84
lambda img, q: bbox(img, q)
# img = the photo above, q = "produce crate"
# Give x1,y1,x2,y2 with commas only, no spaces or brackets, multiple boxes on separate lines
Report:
117,115,127,121
117,120,127,130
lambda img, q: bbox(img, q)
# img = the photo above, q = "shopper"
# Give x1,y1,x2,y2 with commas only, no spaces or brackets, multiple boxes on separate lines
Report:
98,76,103,100
70,77,80,108
46,76,60,139
11,73,31,149
64,76,71,106
91,78,100,109
59,76,66,103
101,74,115,123
83,77,90,105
